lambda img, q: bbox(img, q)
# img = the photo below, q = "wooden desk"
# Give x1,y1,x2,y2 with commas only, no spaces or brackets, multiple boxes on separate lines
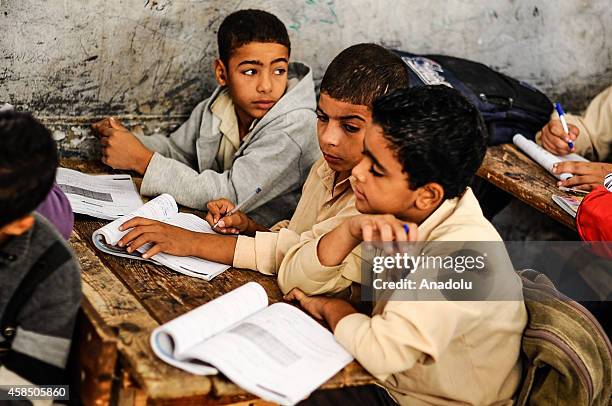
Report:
62,160,374,405
477,144,577,230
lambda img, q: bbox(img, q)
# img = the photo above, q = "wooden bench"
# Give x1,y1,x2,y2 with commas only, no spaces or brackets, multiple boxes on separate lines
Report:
62,160,375,405
476,143,577,230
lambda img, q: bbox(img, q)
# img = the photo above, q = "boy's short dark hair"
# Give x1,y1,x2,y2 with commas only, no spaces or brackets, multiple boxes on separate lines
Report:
217,9,291,66
0,112,58,227
373,85,488,199
320,43,410,107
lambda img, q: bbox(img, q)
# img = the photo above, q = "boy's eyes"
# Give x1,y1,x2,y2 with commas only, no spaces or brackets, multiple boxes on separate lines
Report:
316,113,329,122
342,124,360,133
241,67,287,76
369,165,383,177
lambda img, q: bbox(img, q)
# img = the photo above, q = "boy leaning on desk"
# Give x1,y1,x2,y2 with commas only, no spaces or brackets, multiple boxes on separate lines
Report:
91,9,319,227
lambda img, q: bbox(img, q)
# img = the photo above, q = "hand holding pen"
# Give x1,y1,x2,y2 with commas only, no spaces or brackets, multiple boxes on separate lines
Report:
540,102,580,156
205,187,264,235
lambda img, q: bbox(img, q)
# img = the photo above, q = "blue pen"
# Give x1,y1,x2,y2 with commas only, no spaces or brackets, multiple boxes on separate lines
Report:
554,103,574,150
403,224,410,234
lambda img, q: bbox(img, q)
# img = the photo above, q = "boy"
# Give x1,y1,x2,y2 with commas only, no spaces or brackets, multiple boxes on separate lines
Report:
285,86,527,405
117,44,410,284
0,102,74,239
92,9,319,226
537,85,612,191
0,112,81,396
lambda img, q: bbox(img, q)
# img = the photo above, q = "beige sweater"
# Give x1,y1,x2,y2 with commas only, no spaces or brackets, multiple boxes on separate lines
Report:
332,189,527,405
233,157,359,276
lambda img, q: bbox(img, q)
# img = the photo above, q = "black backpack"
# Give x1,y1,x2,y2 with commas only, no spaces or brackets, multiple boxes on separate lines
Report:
393,50,553,145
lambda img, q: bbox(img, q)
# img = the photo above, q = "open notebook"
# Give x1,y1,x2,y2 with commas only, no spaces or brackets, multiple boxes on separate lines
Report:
513,134,589,180
92,194,229,281
150,282,353,405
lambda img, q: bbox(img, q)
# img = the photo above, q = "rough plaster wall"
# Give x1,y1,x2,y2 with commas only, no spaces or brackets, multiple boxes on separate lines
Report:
0,0,610,157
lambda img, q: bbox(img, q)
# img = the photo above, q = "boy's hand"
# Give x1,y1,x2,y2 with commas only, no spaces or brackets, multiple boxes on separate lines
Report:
284,288,358,331
346,214,418,253
205,199,249,234
554,161,612,191
117,217,199,258
284,288,333,320
540,119,580,156
92,117,153,174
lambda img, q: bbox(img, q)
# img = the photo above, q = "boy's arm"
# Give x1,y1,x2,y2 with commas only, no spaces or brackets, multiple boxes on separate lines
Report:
118,217,238,264
2,256,81,386
277,212,416,295
141,127,305,211
135,99,210,167
569,85,612,161
276,206,363,296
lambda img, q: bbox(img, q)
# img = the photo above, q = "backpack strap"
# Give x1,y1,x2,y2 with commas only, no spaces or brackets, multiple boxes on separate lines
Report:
0,242,71,352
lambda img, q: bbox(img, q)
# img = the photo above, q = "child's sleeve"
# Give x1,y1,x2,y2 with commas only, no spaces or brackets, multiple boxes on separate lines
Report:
2,255,81,386
567,85,612,161
276,204,362,295
333,301,463,380
135,99,209,167
140,121,307,213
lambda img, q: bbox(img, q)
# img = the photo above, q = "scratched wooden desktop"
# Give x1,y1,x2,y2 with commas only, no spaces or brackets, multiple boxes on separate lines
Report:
476,143,577,230
62,160,374,406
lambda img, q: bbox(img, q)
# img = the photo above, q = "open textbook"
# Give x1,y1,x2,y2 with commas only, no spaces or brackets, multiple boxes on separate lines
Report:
150,282,353,405
513,134,589,180
56,168,143,220
92,194,229,281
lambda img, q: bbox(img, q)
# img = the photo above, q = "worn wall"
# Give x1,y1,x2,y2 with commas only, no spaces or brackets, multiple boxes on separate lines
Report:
0,0,610,157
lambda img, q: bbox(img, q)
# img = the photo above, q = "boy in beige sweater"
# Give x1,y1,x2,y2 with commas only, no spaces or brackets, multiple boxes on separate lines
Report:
287,86,527,405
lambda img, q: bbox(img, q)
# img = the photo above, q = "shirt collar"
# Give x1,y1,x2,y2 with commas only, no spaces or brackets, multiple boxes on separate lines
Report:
316,159,352,197
211,89,259,144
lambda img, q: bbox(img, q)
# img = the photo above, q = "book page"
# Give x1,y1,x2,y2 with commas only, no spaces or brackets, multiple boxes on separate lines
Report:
185,303,353,405
150,282,268,374
93,194,178,246
147,213,230,280
513,134,589,180
56,168,143,220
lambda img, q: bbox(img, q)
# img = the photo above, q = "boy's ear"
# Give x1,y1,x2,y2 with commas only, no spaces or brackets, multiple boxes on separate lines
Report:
214,59,228,86
0,215,35,236
415,183,445,211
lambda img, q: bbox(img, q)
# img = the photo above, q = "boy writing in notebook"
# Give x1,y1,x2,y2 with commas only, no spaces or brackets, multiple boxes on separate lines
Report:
538,85,612,191
285,86,527,405
0,112,81,397
92,9,319,226
117,44,410,283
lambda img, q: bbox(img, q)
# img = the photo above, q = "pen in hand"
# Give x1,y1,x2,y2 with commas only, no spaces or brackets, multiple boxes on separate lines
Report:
213,187,262,229
554,102,574,150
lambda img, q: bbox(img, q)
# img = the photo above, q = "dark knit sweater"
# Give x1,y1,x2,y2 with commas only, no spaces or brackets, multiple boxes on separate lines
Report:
0,214,81,388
